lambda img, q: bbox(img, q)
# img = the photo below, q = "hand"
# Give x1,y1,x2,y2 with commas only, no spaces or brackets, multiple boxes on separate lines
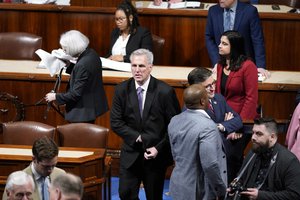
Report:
144,147,158,160
224,112,233,121
226,132,242,140
240,188,258,200
257,68,270,79
108,55,124,62
45,92,56,102
217,123,225,132
153,0,162,6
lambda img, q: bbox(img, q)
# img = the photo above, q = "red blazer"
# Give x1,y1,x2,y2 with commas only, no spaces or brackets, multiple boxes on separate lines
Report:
216,60,258,120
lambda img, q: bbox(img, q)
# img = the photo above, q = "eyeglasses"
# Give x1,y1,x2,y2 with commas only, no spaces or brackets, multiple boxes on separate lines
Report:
204,80,216,89
115,16,127,22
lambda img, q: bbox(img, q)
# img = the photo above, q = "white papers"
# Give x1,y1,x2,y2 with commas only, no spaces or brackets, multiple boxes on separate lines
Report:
169,1,201,9
148,2,169,9
35,49,66,77
24,0,70,5
100,57,131,72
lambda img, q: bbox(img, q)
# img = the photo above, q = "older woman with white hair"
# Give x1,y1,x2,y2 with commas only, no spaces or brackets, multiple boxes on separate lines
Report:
45,30,108,123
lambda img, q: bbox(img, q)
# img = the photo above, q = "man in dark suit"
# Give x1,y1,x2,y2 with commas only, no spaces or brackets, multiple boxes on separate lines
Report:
188,67,243,183
205,0,269,77
228,117,300,200
110,48,181,200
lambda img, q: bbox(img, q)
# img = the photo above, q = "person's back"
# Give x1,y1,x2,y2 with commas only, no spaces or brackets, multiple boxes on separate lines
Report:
168,84,227,200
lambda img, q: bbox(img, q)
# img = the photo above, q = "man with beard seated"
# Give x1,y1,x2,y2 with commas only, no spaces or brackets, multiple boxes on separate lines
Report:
227,117,300,200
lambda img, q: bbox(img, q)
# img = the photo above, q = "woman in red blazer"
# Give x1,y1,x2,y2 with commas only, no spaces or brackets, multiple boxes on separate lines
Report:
215,30,258,121
215,31,258,182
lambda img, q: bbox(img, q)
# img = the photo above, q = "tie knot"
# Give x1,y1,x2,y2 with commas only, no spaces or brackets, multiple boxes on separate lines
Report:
226,8,231,12
137,87,143,94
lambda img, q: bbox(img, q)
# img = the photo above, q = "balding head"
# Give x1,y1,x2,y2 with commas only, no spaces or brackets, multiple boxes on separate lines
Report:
184,84,209,110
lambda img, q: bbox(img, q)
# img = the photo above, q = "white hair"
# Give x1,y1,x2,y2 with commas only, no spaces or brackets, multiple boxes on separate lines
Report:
60,30,89,57
130,48,154,65
5,171,34,192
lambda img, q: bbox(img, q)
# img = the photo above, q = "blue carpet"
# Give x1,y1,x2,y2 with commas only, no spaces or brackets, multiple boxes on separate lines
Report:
111,177,172,200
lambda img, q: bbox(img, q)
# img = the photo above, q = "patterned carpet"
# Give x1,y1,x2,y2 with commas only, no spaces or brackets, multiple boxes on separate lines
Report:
111,177,172,200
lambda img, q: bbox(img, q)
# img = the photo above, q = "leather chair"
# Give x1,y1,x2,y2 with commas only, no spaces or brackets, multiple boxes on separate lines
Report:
56,123,111,200
0,32,42,60
152,34,165,65
259,0,300,8
2,121,55,145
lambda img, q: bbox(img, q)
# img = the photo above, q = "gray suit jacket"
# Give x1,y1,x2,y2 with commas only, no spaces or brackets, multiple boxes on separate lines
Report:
2,164,66,200
168,109,227,200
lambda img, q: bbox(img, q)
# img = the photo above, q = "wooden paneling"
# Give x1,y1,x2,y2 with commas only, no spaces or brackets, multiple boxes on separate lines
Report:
0,4,299,70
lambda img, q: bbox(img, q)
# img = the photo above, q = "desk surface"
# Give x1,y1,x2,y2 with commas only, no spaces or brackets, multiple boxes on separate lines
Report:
0,144,105,163
0,60,300,87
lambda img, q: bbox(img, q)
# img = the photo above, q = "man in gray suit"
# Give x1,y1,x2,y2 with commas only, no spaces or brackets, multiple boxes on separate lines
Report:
168,84,227,200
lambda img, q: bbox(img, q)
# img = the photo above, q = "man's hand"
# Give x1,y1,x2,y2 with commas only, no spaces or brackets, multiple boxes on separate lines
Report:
144,147,158,160
240,188,258,200
224,112,233,121
258,68,270,79
227,132,242,140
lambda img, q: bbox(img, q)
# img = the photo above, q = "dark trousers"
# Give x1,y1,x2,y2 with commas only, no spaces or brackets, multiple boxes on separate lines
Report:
118,153,167,200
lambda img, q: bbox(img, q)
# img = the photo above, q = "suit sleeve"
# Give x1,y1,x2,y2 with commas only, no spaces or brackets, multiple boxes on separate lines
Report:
56,64,88,105
239,61,258,120
249,7,266,69
123,28,153,63
154,87,181,153
199,123,227,197
205,8,220,67
218,95,243,134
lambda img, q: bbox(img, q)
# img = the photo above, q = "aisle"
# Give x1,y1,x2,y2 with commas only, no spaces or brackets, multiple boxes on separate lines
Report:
111,177,172,200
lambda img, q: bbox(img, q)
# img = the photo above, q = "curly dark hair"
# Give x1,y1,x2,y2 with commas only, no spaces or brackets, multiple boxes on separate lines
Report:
116,0,140,34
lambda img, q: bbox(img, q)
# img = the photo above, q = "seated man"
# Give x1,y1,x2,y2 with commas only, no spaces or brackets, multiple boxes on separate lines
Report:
188,67,243,183
49,173,83,200
2,137,66,200
228,117,300,199
5,171,34,200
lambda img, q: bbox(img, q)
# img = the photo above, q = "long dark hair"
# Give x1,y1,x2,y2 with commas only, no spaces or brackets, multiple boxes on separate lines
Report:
219,30,248,71
116,0,139,34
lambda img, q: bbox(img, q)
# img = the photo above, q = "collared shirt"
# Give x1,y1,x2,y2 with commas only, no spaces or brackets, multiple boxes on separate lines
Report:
135,76,150,110
188,108,211,119
112,34,131,56
31,163,50,200
223,1,237,31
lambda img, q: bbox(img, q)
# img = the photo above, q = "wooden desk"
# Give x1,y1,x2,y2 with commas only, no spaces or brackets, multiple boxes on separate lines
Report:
0,60,299,152
0,3,299,70
0,144,105,200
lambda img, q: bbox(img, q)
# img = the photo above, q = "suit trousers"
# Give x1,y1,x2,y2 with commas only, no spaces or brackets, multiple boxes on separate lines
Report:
118,153,167,200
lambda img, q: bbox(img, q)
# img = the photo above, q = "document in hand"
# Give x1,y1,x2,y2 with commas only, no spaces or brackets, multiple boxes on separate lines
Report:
169,1,201,9
100,57,131,72
35,49,67,77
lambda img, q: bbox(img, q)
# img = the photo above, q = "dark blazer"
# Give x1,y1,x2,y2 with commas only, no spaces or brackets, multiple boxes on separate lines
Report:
207,93,243,135
108,26,153,63
205,1,266,68
56,48,109,122
110,76,181,169
216,60,258,120
240,143,300,200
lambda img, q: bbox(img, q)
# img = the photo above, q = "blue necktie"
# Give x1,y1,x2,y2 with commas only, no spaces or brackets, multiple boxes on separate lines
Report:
41,177,49,200
137,87,144,117
224,8,232,31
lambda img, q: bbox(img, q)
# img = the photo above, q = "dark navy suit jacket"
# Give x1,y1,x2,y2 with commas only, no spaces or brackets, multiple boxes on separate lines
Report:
205,1,266,68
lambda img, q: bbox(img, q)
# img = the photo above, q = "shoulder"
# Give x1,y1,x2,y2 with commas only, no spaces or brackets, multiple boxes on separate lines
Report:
241,60,257,71
52,167,66,176
115,78,134,91
214,93,226,102
152,77,173,91
238,2,258,13
209,4,221,13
